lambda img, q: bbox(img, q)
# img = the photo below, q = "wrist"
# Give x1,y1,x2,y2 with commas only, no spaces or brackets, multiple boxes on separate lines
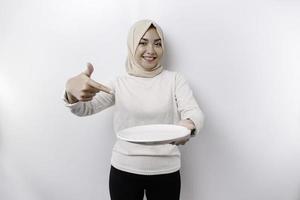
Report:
186,118,196,136
66,91,78,104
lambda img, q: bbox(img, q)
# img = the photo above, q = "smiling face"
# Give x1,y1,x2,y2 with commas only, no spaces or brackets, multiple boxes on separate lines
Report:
134,27,163,71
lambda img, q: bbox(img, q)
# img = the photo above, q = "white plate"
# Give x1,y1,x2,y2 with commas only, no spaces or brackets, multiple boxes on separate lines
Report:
116,124,191,145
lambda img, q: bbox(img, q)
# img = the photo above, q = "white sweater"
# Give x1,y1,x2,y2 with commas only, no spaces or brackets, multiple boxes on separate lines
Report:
63,70,204,175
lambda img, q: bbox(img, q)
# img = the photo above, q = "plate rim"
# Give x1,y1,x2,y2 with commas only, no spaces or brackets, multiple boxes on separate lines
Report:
116,124,191,143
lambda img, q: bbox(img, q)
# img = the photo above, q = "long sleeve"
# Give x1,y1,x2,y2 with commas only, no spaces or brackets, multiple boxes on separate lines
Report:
175,72,204,136
62,70,204,175
62,80,115,116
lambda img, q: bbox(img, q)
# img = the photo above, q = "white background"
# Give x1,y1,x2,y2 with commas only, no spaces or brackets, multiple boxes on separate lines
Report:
1,0,300,199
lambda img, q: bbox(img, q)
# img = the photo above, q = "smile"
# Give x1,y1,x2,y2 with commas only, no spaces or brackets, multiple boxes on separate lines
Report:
143,56,157,62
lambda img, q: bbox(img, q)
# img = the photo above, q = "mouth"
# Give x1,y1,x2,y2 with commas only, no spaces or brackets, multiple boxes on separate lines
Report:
142,56,157,62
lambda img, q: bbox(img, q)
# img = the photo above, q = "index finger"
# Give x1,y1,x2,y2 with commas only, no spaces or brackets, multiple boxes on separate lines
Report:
87,79,114,94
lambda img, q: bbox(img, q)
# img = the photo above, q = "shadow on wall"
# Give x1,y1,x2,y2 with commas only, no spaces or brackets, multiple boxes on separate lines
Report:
160,34,176,72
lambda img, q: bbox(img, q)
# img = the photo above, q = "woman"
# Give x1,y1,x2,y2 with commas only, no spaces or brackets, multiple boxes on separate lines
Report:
63,19,204,200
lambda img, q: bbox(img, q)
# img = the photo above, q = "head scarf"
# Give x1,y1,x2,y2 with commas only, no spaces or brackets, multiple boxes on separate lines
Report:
126,19,165,78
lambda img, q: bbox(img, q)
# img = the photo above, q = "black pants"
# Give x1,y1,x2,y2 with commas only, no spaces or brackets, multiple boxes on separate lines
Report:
109,165,181,200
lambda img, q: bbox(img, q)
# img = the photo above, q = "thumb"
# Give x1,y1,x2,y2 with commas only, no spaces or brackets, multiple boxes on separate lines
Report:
83,62,94,77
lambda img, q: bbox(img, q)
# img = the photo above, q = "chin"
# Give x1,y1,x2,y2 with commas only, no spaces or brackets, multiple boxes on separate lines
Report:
140,62,159,70
142,65,157,71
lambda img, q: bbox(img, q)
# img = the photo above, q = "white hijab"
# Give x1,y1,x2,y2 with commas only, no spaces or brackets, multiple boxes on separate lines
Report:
126,19,165,78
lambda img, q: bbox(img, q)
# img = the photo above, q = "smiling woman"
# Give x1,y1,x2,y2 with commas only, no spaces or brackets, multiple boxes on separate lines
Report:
125,20,165,78
134,25,163,71
63,19,204,200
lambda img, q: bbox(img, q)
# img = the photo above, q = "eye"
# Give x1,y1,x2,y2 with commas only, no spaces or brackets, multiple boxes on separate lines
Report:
139,41,147,46
155,42,162,47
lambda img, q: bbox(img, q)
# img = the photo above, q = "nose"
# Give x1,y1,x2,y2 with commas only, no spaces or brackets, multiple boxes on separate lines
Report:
145,44,155,55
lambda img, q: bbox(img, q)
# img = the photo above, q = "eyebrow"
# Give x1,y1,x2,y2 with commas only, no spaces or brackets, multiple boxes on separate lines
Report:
141,38,161,42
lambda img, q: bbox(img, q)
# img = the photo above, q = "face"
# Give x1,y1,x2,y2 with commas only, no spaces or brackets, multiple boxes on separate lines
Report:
134,27,163,71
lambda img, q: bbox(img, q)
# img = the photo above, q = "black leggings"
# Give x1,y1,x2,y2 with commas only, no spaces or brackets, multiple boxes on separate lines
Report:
109,165,181,200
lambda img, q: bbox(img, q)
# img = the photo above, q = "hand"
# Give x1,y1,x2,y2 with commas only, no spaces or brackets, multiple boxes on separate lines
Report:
170,134,191,146
171,119,196,145
65,63,113,103
177,119,196,131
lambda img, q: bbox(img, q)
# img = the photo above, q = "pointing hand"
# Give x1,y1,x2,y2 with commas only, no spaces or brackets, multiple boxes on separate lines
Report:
65,63,113,103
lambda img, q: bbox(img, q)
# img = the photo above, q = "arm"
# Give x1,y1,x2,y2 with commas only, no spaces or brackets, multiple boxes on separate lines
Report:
62,63,115,116
62,81,115,117
175,72,204,137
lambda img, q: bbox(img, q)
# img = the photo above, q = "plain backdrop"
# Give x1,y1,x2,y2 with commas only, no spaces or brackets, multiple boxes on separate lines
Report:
0,0,300,200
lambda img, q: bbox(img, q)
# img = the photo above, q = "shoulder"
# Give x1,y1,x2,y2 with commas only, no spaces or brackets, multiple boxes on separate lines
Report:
160,69,183,79
161,69,175,76
162,70,187,84
162,69,185,77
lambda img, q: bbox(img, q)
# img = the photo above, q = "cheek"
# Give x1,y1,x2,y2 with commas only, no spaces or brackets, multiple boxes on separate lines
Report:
134,48,144,60
156,48,163,59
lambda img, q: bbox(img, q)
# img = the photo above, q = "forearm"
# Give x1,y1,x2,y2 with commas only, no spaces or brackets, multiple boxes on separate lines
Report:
62,90,115,117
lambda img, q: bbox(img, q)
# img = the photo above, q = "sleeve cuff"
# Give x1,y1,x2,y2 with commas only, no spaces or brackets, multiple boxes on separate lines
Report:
61,90,82,108
185,113,204,137
190,128,196,137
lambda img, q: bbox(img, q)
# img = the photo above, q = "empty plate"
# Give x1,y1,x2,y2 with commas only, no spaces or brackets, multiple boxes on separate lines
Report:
116,124,191,145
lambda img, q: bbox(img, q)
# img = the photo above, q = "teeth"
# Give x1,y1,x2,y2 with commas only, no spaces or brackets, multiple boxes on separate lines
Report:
143,57,155,61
